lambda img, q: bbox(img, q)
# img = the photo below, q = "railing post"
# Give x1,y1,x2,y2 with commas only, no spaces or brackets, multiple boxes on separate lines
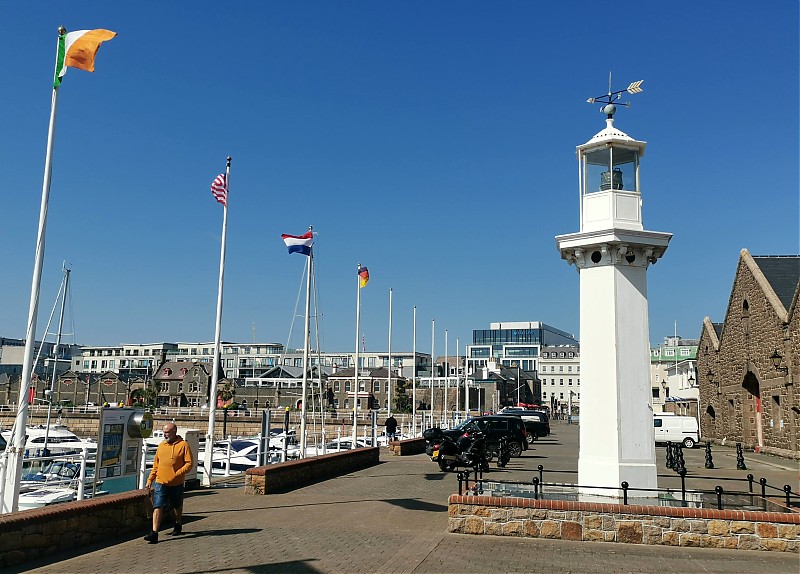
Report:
715,486,723,510
784,485,793,509
760,477,768,510
532,476,540,500
537,464,543,484
746,473,754,493
463,469,471,493
678,468,687,505
621,481,629,505
457,471,464,496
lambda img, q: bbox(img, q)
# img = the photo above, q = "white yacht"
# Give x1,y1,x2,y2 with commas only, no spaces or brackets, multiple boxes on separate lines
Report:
1,424,96,458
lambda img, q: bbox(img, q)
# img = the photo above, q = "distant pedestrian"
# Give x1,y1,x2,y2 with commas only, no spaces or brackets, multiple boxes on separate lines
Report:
144,422,193,544
385,414,398,442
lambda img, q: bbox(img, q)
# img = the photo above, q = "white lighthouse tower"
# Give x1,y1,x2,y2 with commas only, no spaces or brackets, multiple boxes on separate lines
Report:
556,83,671,498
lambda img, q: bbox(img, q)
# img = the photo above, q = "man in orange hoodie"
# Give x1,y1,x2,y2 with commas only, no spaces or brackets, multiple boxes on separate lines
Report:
144,422,193,544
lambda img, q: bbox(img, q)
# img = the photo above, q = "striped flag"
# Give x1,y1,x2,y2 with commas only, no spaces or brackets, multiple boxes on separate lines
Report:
54,29,116,87
211,174,227,206
359,266,369,288
281,231,313,255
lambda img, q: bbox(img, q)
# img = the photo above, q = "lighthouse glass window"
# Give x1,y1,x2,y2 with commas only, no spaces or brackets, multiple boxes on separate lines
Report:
583,146,639,194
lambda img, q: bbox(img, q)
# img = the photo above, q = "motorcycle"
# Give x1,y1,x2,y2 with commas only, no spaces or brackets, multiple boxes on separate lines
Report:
423,427,490,472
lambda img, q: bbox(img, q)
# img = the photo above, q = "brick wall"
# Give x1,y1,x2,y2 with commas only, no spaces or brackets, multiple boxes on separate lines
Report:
0,490,149,568
448,495,800,552
245,447,379,494
387,437,427,456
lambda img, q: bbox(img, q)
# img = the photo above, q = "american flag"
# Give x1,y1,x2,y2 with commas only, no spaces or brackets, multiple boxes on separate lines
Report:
211,173,227,206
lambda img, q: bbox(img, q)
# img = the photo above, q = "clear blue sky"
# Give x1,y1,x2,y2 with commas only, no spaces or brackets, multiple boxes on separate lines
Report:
2,2,798,357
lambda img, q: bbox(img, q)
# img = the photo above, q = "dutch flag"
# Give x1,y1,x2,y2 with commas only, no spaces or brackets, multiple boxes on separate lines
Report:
281,231,313,256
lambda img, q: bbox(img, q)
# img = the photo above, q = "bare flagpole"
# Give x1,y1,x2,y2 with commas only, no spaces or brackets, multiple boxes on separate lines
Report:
299,226,313,458
431,319,435,425
1,28,66,514
387,288,393,416
412,306,417,434
203,156,231,487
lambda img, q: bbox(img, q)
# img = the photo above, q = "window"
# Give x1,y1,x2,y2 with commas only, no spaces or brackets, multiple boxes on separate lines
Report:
359,382,366,392
568,352,574,358
665,349,675,357
559,379,564,385
373,381,380,392
680,348,691,356
109,360,115,369
542,392,547,399
101,360,107,369
559,393,564,399
90,360,97,369
652,388,660,398
568,366,573,372
559,366,564,372
334,381,341,392
568,379,573,385
345,381,351,392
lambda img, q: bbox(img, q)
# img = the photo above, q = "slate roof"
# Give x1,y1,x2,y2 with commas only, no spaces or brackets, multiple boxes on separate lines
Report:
752,255,800,311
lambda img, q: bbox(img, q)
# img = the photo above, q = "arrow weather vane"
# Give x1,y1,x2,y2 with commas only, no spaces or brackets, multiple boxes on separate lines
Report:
587,72,644,118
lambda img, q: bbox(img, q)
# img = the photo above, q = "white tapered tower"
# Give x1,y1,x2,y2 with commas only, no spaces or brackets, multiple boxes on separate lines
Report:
556,82,671,498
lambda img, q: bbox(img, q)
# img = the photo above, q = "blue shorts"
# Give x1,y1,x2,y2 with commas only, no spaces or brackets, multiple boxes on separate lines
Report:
153,482,184,510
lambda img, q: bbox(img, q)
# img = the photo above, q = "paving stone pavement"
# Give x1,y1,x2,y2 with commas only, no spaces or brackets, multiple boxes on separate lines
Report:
15,422,800,574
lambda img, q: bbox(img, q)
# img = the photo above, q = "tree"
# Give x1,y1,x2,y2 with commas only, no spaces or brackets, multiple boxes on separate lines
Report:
393,379,411,413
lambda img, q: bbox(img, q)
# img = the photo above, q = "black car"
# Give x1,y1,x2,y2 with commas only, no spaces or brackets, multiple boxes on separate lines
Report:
426,415,528,458
499,409,550,442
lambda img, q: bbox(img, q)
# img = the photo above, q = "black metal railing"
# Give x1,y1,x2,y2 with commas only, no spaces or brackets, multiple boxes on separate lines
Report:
456,464,799,513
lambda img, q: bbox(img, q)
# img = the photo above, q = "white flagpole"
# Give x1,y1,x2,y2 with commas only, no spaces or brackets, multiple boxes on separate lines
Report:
431,319,435,424
203,156,230,486
299,226,313,458
444,329,449,420
387,288,392,416
2,29,65,512
412,306,417,433
455,336,460,415
353,264,363,444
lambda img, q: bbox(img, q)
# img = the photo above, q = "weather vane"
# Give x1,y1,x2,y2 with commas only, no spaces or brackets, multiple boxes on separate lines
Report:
587,72,644,118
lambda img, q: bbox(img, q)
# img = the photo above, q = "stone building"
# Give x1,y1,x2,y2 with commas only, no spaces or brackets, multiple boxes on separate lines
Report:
697,249,799,459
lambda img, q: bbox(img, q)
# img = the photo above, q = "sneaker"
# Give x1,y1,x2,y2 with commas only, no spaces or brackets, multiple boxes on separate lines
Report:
144,531,158,544
169,524,183,536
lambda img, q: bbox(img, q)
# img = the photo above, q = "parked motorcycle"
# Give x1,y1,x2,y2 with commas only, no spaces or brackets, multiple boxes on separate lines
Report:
423,427,490,472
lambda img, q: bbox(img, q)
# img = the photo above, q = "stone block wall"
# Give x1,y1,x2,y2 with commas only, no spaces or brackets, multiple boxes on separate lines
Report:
448,495,800,553
245,447,379,494
388,437,427,456
0,489,149,568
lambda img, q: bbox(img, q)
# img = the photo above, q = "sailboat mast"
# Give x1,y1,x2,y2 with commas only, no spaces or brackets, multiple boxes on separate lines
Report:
43,264,71,454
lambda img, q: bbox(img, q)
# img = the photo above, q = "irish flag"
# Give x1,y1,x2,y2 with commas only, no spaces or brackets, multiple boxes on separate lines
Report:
54,29,116,87
281,231,313,256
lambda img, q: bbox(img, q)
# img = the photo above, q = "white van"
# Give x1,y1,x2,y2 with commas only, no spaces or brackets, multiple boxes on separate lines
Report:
653,414,700,448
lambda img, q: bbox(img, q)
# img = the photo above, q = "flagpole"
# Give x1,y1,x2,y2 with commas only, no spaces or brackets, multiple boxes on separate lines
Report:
412,305,417,434
353,264,362,445
431,319,435,425
1,28,66,512
387,288,392,417
455,336,460,416
445,329,449,421
299,226,313,458
203,156,230,487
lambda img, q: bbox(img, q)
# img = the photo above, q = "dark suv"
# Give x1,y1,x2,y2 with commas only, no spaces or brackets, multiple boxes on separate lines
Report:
433,415,528,458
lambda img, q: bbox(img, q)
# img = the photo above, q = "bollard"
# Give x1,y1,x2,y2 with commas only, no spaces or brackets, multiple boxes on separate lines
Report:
538,464,544,484
704,442,715,469
736,442,747,470
675,445,686,474
784,485,793,509
715,486,724,510
666,442,675,469
621,481,629,505
532,476,540,500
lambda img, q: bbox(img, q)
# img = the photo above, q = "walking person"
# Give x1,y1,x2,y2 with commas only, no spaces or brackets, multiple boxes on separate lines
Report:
144,422,193,544
385,414,398,443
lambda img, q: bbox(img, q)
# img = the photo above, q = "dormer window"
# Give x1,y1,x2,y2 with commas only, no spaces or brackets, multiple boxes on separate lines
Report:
164,368,172,376
180,367,188,376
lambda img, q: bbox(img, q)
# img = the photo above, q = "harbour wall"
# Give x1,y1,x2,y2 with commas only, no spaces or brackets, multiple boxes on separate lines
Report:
448,495,800,553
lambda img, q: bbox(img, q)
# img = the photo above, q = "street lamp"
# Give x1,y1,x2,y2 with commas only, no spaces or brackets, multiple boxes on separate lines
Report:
771,350,789,374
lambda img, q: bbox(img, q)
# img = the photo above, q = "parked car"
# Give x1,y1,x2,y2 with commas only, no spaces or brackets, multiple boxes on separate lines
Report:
498,408,550,441
653,414,699,448
427,415,528,458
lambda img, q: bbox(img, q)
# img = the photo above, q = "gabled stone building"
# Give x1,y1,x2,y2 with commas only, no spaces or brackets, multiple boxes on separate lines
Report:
697,249,799,459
